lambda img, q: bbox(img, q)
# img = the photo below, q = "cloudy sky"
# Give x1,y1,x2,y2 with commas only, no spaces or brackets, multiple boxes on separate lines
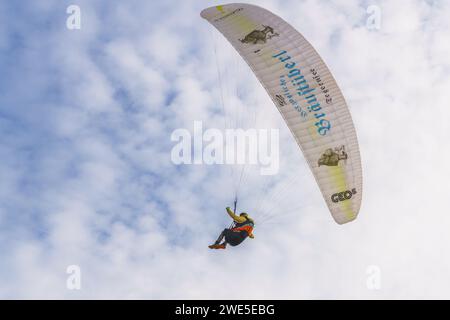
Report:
1,0,450,299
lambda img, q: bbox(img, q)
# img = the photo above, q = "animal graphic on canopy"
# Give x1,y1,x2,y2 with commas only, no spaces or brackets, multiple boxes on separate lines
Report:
239,25,279,44
318,145,348,167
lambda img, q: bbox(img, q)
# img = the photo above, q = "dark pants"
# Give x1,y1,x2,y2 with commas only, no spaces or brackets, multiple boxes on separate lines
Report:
215,228,247,247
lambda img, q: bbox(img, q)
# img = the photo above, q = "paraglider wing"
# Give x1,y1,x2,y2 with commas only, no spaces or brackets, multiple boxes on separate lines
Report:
201,3,362,224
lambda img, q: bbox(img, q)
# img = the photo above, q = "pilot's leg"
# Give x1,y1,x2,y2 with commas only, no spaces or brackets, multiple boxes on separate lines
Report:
209,229,228,249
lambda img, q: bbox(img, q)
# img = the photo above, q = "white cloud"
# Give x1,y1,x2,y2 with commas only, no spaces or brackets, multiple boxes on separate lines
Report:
1,0,450,299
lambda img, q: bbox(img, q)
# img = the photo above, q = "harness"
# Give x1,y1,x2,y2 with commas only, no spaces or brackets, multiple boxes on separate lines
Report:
231,218,254,236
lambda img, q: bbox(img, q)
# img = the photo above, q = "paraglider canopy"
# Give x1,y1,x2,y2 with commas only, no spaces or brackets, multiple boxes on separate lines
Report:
201,3,362,224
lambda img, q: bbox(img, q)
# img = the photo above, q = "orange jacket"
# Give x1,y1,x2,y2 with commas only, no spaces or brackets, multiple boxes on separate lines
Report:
226,207,254,239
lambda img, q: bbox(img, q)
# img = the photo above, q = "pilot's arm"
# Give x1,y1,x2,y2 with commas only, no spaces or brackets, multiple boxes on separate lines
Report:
226,207,246,223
